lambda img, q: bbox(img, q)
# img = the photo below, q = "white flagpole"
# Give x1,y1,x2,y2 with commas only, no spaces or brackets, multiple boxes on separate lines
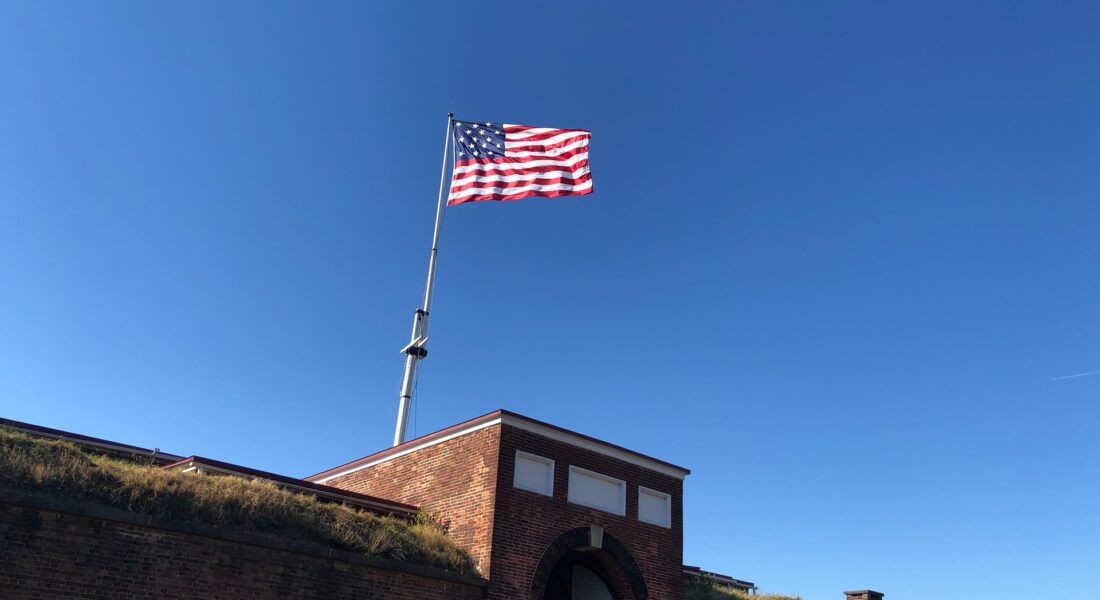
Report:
393,113,454,447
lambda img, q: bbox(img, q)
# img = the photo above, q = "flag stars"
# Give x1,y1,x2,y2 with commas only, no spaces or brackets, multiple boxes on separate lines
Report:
454,121,505,159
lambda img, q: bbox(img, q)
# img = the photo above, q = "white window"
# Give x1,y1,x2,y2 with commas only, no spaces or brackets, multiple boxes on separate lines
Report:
513,451,554,496
638,486,672,528
567,466,626,516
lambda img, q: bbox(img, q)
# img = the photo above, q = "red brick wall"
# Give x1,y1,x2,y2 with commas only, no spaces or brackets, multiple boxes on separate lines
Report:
316,419,685,599
0,491,486,600
490,424,684,600
321,425,501,576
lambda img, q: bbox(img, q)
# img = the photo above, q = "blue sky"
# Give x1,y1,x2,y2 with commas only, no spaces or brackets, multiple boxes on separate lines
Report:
2,2,1098,598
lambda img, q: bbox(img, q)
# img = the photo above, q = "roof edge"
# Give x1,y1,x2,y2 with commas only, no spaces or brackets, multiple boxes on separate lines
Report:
307,409,690,483
498,409,691,475
0,417,185,464
305,410,506,482
164,455,416,515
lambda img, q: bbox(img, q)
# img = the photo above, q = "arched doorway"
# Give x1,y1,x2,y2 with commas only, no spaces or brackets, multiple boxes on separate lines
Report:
532,526,648,600
544,550,616,599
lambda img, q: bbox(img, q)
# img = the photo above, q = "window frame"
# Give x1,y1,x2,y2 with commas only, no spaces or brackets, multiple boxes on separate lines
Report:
637,485,672,528
512,450,555,497
567,465,627,516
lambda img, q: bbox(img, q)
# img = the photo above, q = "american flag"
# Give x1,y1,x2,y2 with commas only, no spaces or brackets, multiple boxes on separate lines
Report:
448,119,592,206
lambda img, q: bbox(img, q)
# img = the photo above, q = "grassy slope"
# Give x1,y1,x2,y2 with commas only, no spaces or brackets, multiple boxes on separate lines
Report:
0,427,472,573
685,578,801,600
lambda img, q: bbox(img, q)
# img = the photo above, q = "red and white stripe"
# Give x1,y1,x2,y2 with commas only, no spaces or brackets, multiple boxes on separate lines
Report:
448,124,592,205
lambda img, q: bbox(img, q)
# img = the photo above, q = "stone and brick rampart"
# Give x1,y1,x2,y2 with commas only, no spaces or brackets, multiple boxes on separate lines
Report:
0,487,487,600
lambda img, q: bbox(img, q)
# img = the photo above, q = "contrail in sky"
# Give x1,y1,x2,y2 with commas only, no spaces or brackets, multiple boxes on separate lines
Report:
1051,369,1100,381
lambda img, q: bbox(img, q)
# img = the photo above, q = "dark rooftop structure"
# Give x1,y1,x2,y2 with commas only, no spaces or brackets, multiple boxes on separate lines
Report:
1,416,413,516
683,565,757,592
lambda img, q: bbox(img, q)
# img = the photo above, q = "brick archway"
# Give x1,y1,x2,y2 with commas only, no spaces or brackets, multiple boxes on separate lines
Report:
530,526,648,600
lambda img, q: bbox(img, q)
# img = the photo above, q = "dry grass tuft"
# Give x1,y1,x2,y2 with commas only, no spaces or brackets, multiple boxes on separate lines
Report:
0,427,473,573
685,578,801,600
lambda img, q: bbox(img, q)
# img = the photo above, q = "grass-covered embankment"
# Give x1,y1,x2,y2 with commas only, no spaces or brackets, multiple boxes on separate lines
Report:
685,577,801,600
0,427,472,573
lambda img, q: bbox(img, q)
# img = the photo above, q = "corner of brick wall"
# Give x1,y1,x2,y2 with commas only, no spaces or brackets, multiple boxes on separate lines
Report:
322,425,502,577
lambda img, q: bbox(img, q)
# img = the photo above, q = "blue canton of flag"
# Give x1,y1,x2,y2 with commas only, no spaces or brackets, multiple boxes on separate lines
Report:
454,121,506,159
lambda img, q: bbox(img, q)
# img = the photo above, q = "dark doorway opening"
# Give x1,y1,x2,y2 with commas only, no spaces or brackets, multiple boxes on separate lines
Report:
532,527,648,600
544,550,616,600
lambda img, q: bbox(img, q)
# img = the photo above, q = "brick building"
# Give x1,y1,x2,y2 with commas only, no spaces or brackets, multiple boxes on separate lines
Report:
2,412,885,599
308,409,690,600
5,410,780,599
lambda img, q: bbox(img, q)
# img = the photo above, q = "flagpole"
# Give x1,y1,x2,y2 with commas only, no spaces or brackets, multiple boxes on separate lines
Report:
393,112,453,447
